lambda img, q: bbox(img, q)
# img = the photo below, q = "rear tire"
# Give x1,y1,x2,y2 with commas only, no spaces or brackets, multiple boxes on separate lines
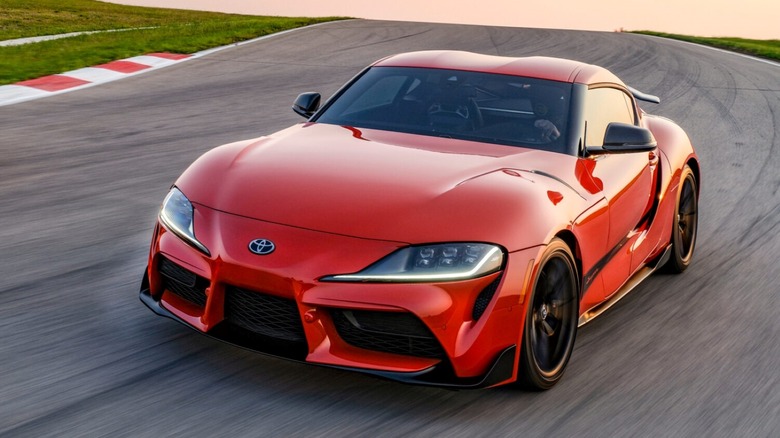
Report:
517,238,578,390
663,164,698,273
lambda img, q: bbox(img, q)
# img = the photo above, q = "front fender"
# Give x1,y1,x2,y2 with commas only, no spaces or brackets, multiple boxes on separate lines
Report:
429,168,596,251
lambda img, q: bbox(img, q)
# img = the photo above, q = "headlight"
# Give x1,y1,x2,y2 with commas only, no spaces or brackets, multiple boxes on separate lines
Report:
322,243,503,282
159,187,210,255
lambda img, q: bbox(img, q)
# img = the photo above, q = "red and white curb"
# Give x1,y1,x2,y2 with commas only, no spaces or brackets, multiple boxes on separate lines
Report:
0,53,191,107
0,21,340,107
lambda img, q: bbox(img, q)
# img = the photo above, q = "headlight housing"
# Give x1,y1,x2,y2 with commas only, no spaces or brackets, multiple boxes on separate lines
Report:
322,243,503,282
159,187,210,255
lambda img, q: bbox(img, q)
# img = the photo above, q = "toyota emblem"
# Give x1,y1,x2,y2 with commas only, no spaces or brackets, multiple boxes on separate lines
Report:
248,238,275,255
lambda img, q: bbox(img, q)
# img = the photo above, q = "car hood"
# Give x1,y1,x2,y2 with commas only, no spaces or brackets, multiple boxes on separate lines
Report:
177,123,585,246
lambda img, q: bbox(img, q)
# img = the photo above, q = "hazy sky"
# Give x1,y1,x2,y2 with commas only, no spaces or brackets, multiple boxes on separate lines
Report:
107,0,778,39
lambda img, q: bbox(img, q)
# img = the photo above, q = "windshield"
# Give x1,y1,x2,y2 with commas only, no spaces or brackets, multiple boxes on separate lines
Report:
315,66,572,152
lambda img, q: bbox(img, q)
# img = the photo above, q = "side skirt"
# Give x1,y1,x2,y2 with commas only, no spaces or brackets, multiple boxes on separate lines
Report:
577,244,671,327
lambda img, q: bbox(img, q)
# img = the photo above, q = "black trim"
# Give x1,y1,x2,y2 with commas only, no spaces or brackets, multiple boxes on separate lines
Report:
139,273,516,389
568,84,587,156
635,157,664,230
654,244,672,268
526,169,587,200
582,235,630,293
333,345,517,389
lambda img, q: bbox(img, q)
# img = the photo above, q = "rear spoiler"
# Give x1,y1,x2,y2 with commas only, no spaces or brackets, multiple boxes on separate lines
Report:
628,86,661,104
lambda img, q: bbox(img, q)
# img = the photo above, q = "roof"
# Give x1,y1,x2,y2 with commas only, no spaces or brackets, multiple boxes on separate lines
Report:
374,50,624,86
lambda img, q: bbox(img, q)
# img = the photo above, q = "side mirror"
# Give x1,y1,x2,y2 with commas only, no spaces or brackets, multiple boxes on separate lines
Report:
588,122,657,154
292,92,321,118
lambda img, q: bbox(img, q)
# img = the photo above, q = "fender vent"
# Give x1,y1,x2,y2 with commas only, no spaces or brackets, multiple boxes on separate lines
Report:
472,275,502,321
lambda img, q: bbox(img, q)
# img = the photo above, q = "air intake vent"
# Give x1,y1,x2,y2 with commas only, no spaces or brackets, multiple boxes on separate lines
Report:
159,257,208,307
472,275,502,321
224,287,305,343
332,309,445,359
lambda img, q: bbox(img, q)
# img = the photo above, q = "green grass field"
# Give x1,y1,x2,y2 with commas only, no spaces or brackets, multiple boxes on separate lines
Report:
0,0,346,85
633,31,780,61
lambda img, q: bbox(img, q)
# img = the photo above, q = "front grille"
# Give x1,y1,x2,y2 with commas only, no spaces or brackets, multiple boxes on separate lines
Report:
331,309,445,359
224,286,305,342
159,257,208,307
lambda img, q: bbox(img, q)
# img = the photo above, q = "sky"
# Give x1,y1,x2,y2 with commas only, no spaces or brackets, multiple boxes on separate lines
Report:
106,0,778,40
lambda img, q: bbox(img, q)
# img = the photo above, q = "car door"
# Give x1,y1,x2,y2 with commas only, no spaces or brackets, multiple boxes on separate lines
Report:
582,86,655,296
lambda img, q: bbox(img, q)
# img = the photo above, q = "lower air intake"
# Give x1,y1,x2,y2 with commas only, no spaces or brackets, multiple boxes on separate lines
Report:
224,287,305,343
332,309,445,359
159,257,208,307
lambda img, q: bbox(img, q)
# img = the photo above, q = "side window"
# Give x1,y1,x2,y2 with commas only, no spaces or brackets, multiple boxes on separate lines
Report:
584,87,636,146
342,75,407,115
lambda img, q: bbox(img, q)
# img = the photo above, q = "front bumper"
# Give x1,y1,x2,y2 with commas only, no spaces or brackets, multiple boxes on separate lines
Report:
141,205,539,388
140,277,515,388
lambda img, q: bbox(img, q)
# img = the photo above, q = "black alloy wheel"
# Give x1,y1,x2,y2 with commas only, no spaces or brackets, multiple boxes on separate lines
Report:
664,164,698,273
518,238,578,390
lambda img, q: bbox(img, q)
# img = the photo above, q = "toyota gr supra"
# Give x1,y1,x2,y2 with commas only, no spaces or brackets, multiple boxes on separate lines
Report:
140,51,699,390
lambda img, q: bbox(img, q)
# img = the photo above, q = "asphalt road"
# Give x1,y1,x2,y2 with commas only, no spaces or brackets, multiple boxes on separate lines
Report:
1,20,778,437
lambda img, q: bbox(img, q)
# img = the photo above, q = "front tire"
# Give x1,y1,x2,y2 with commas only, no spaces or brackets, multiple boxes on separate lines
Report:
663,164,698,273
517,238,579,390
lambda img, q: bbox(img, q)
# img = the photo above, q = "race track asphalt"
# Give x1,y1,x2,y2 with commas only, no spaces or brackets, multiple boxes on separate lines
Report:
1,20,778,437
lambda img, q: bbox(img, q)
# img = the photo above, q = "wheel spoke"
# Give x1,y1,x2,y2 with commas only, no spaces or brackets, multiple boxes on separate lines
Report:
547,262,566,294
535,331,551,366
671,176,698,262
541,318,555,336
680,184,693,207
538,271,550,300
549,299,565,319
541,270,557,300
679,180,697,220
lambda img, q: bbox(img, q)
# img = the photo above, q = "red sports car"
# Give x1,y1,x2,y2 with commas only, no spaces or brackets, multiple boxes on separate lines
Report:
140,51,699,390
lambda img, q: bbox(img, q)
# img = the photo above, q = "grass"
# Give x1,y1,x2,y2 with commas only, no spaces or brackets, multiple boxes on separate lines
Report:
632,31,780,62
0,0,347,84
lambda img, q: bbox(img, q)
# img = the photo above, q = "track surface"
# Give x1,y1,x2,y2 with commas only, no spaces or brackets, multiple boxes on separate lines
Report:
1,21,778,437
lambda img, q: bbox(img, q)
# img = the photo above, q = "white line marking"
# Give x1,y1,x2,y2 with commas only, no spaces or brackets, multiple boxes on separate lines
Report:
190,21,343,58
0,28,158,47
638,34,780,68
